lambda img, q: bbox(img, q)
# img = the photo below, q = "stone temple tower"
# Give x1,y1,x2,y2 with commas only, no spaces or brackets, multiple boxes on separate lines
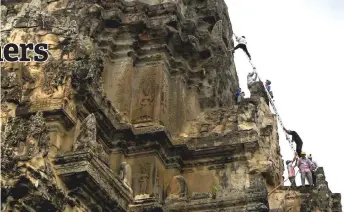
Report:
0,0,341,211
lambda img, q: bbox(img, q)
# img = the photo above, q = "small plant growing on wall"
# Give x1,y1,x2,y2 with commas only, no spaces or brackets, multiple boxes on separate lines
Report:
211,185,217,199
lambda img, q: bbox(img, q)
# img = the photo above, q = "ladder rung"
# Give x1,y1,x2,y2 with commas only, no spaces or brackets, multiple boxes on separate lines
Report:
256,74,295,152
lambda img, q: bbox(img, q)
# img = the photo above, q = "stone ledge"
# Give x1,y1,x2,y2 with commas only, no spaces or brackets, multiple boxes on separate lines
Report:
15,99,76,130
54,150,133,211
115,127,259,169
78,89,134,147
164,190,268,212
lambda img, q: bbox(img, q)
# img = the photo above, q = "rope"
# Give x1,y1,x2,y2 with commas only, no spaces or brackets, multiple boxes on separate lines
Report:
268,170,299,196
268,171,299,211
274,171,300,211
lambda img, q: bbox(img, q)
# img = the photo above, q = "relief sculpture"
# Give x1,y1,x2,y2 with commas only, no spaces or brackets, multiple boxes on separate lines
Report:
73,113,97,151
138,163,151,195
138,78,156,123
166,175,188,200
73,113,109,166
120,162,133,193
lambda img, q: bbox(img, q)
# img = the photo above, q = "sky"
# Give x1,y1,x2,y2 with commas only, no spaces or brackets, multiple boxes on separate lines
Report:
225,0,344,207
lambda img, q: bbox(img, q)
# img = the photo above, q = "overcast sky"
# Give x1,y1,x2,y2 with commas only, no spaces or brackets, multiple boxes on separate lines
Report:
225,0,344,207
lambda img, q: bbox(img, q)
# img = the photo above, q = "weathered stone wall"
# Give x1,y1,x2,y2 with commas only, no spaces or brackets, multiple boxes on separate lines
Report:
0,0,341,212
268,167,342,212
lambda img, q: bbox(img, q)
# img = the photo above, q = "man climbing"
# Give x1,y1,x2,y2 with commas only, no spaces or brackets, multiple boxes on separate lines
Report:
283,127,303,157
265,80,274,98
297,152,313,188
231,34,252,60
308,154,318,187
247,69,258,89
286,160,297,188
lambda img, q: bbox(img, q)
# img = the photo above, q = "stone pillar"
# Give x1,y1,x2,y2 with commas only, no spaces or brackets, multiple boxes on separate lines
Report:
248,81,269,105
246,175,269,212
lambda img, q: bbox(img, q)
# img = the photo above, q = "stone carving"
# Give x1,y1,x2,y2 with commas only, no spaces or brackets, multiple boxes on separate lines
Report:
1,116,26,170
41,58,71,98
1,111,50,170
1,65,25,103
154,171,161,200
188,35,200,50
138,77,156,123
73,113,97,151
211,20,223,41
0,110,70,211
166,175,188,199
120,162,133,193
73,113,109,166
72,51,104,94
78,4,102,37
139,163,151,194
27,111,50,157
160,73,168,115
219,169,229,189
11,0,43,29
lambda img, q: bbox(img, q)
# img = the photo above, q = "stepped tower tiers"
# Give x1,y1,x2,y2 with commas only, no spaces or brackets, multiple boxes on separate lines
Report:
0,0,341,211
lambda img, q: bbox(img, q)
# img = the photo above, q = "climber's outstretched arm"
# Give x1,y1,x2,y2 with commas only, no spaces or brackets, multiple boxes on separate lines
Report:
283,127,292,135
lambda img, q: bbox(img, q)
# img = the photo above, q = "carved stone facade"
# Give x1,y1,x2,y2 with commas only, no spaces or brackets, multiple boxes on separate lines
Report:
1,0,341,212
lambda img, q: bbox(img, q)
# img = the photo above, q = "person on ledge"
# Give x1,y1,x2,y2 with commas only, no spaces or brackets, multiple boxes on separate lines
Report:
235,88,241,104
247,69,258,89
265,80,274,99
235,88,245,104
286,160,297,188
308,154,318,187
236,92,245,104
283,128,303,157
297,152,313,188
231,34,252,60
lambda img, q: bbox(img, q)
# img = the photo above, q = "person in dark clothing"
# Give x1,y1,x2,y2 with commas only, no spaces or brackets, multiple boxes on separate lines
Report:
283,128,303,157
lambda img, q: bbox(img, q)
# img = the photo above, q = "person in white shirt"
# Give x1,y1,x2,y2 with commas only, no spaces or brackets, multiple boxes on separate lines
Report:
232,34,252,60
247,69,257,89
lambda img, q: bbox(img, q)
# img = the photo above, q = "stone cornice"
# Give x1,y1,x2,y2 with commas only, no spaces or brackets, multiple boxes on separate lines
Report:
164,189,268,211
54,150,133,211
15,99,76,130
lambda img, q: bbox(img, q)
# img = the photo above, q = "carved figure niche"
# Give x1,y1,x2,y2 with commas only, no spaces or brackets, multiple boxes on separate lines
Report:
73,113,109,166
120,162,133,193
166,175,188,201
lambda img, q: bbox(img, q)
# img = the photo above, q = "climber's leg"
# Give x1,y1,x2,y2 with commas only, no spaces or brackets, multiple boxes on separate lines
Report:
233,43,244,51
300,172,306,187
241,45,251,60
311,171,316,186
289,176,296,188
237,95,242,104
306,171,313,186
233,44,251,60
